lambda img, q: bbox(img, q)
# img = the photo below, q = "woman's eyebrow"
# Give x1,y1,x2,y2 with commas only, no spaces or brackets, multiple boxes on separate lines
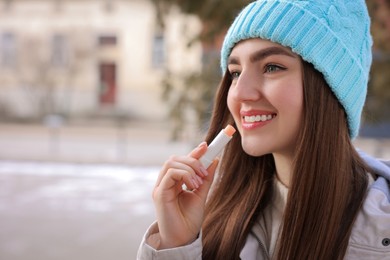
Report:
228,56,240,66
251,46,296,62
228,46,297,66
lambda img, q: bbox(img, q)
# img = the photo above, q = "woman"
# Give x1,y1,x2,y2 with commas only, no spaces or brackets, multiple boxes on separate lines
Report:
138,0,390,259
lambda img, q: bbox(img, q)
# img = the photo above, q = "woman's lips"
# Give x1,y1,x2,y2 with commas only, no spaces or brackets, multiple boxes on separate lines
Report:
240,111,277,129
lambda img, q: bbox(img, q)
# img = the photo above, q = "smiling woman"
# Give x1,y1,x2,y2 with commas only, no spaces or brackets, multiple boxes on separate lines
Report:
137,0,390,259
227,39,303,165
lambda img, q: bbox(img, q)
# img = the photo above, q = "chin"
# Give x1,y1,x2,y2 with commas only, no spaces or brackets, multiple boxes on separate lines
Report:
241,142,268,157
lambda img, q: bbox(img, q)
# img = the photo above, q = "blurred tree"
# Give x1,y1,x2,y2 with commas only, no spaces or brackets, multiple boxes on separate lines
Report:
151,0,251,140
152,0,390,139
151,0,251,42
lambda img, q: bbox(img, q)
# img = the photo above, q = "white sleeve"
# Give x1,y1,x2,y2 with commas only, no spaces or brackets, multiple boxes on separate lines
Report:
136,222,203,260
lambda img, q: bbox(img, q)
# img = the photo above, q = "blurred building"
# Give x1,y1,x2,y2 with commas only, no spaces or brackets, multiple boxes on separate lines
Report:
0,0,202,122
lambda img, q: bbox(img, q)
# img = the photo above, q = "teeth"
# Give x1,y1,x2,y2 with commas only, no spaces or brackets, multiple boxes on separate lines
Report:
244,114,274,123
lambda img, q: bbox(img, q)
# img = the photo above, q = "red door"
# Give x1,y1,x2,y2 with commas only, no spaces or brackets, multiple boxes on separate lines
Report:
99,63,116,105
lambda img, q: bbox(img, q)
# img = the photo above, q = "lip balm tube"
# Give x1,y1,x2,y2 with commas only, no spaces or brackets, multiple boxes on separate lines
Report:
199,124,236,168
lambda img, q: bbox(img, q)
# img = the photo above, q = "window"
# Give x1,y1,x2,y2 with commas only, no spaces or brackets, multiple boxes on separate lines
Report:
51,34,68,67
152,33,165,68
1,32,17,68
103,1,114,12
98,35,117,47
54,0,64,12
3,0,12,11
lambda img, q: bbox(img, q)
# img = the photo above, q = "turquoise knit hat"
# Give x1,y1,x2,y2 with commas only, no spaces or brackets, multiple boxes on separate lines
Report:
220,0,373,138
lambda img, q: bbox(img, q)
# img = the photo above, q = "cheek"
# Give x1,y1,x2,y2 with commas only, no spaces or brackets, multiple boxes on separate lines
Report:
280,87,303,109
227,90,239,119
279,86,304,142
292,83,304,110
272,77,303,114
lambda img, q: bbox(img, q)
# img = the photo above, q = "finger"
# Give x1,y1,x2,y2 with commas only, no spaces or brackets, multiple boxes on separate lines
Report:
187,142,210,178
188,142,208,159
152,169,199,203
155,142,207,187
155,155,206,188
155,168,199,198
194,158,219,202
155,141,209,188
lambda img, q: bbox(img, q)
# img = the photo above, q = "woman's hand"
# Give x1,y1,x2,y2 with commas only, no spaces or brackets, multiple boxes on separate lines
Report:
151,142,218,249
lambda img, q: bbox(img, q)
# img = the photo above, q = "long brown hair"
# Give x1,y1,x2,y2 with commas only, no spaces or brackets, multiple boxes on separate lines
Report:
201,61,369,259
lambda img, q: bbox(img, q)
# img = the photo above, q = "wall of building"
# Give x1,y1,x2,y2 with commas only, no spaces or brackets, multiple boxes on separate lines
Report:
0,0,202,122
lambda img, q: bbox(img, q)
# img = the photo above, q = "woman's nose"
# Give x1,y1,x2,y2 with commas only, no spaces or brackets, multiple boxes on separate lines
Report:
230,71,262,102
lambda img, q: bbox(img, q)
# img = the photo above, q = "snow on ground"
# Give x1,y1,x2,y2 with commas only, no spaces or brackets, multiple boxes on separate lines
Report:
0,160,159,260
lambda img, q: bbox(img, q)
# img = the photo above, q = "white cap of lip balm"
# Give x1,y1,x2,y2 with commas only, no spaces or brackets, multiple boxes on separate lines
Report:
199,125,236,168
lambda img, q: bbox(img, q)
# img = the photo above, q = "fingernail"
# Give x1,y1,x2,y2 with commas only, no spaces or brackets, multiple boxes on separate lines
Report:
196,175,204,185
192,178,199,189
198,141,207,148
200,166,208,176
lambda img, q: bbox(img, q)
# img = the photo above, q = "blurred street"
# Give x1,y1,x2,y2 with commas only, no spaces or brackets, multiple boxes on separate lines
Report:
0,122,389,260
0,121,194,260
0,161,158,260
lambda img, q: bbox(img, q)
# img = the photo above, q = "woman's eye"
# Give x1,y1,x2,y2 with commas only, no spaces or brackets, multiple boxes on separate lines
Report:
264,64,285,73
230,71,241,80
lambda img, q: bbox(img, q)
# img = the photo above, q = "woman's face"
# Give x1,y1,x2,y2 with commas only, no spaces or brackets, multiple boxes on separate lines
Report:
227,38,304,158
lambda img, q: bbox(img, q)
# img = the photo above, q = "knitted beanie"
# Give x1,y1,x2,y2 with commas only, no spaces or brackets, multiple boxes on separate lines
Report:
220,0,373,138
